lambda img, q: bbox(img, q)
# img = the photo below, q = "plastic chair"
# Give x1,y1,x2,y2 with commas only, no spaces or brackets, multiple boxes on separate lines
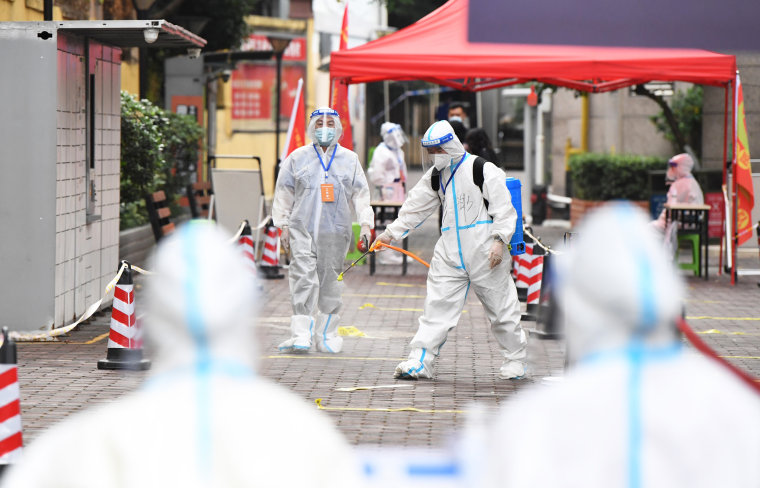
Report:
676,233,700,276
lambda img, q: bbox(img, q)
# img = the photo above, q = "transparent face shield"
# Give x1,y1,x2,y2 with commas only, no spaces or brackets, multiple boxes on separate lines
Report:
420,132,454,173
385,125,408,149
310,108,339,147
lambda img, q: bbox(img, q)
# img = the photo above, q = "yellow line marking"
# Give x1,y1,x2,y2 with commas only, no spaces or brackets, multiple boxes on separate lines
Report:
696,329,760,336
315,398,465,414
266,355,405,361
84,332,110,344
357,302,466,313
344,293,426,298
376,282,426,289
719,356,760,359
335,384,414,392
19,332,110,345
686,316,760,321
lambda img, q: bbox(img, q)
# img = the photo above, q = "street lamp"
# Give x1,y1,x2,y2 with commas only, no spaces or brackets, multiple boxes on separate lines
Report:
267,35,292,168
133,0,158,100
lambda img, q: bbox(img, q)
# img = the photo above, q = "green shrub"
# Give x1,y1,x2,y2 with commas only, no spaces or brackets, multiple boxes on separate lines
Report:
569,153,666,201
119,92,204,229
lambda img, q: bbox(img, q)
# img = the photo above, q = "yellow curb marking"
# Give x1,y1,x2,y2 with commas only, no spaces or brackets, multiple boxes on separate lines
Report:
266,355,405,361
315,398,465,414
719,356,760,359
686,316,760,321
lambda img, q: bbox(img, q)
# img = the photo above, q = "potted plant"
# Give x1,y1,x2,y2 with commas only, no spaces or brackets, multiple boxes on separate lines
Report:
568,153,666,225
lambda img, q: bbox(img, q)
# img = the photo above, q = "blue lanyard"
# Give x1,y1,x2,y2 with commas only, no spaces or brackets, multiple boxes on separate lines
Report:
441,152,468,195
313,144,338,179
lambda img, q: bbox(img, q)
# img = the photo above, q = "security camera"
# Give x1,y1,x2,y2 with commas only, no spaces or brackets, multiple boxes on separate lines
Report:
221,69,232,83
143,27,159,44
187,47,201,59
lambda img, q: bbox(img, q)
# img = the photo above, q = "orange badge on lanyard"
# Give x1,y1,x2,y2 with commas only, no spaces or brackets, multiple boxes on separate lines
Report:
321,183,335,202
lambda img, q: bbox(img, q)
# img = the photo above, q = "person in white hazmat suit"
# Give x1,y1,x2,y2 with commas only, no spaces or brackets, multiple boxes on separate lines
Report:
367,122,408,202
273,107,374,354
475,203,760,487
0,222,364,488
373,120,527,380
652,152,705,231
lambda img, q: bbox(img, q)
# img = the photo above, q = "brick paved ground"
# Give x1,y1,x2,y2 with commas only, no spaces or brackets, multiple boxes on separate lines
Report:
14,220,760,451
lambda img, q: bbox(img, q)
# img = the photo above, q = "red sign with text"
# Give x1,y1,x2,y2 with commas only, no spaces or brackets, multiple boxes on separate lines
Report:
704,192,724,238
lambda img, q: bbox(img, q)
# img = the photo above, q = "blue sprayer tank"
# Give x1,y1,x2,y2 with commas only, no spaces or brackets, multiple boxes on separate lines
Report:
505,177,525,256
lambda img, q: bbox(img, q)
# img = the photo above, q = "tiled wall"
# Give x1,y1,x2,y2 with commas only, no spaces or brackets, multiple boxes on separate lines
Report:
55,34,121,327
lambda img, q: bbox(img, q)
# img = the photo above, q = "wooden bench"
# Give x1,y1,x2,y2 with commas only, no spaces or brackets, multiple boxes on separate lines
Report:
145,190,175,242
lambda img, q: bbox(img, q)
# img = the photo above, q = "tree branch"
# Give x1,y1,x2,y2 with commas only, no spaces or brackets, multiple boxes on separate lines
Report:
634,84,685,152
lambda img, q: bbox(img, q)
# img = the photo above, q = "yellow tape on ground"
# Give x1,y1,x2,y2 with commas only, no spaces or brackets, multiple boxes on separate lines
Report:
10,262,128,342
337,326,366,337
315,398,465,414
686,316,760,321
266,355,405,361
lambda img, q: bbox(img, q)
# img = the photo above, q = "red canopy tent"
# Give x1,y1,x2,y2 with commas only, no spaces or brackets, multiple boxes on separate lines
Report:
331,0,742,280
329,0,736,93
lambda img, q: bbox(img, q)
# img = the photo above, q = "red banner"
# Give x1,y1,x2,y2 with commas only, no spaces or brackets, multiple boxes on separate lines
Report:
282,78,306,160
330,4,353,150
734,74,755,245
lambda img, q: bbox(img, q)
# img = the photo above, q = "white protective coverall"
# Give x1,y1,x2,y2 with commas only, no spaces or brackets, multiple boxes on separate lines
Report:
0,222,364,488
367,122,407,201
476,203,760,487
376,120,527,379
653,153,705,230
272,108,374,353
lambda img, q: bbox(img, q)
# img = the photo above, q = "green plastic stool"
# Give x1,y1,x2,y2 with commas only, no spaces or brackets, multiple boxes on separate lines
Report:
345,223,365,263
676,233,700,276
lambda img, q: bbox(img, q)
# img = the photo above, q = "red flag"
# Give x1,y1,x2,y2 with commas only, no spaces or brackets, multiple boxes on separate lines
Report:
281,78,305,160
330,3,353,150
734,74,755,245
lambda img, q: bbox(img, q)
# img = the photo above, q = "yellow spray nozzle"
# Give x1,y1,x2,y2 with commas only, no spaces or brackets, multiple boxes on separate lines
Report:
336,273,344,282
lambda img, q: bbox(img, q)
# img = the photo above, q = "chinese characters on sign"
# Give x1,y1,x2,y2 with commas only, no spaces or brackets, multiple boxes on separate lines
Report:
231,35,307,131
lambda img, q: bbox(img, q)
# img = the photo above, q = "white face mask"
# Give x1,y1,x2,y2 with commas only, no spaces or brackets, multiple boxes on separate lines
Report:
315,127,335,146
432,153,451,171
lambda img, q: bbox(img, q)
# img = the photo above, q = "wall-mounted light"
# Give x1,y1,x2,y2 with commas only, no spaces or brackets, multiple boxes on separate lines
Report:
187,47,202,59
143,27,159,44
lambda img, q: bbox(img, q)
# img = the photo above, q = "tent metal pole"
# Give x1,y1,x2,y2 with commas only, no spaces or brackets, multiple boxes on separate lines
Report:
720,83,728,274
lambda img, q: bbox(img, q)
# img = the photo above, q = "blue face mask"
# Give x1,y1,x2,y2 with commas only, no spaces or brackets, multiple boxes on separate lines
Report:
315,127,336,146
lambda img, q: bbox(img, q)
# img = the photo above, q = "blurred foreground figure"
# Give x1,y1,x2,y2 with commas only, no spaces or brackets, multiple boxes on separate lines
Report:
1,222,362,488
479,203,760,487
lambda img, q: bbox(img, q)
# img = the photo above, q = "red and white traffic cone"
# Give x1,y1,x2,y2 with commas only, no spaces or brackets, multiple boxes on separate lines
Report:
517,239,545,321
97,261,150,371
0,328,22,474
237,220,258,277
259,222,284,280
